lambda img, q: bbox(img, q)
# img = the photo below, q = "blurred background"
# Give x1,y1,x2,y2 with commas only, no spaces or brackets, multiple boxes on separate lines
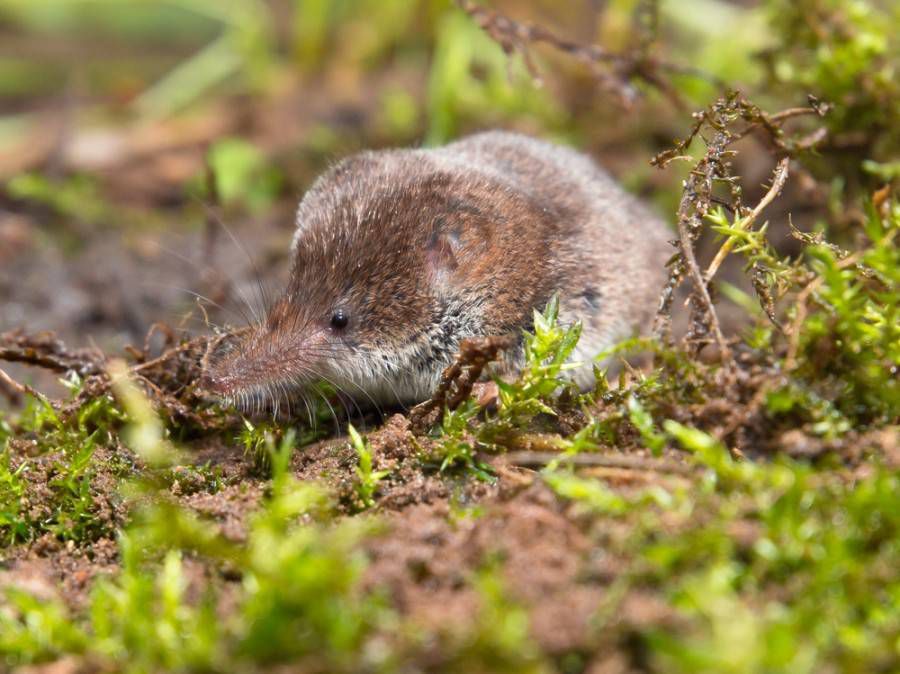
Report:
0,0,896,367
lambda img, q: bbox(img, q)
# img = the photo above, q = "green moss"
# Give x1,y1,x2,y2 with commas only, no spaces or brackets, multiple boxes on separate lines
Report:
765,0,900,172
0,386,126,544
348,424,390,510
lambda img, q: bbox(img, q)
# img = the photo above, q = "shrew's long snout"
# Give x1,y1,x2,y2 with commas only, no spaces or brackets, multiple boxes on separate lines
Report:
199,331,246,396
200,324,328,406
200,349,255,399
199,365,241,398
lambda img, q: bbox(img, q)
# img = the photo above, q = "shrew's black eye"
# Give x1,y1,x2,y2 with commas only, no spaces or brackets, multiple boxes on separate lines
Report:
330,309,349,330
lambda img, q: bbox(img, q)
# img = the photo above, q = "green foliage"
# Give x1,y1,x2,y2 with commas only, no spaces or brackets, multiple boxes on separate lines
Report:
660,0,769,101
644,456,900,673
0,388,125,543
546,417,900,673
378,86,421,139
429,398,492,478
544,471,629,514
43,438,100,541
863,159,900,182
205,138,282,213
426,8,565,144
6,173,114,227
110,362,180,469
0,449,27,544
790,201,900,423
348,424,389,509
62,375,127,434
708,191,899,431
3,475,386,672
586,338,710,450
436,565,550,674
237,499,382,667
765,0,900,169
210,452,383,669
291,0,429,71
265,427,297,494
237,417,277,474
239,418,325,476
428,296,584,476
132,1,276,117
0,413,10,445
628,395,666,456
90,542,221,671
238,417,267,456
494,296,582,428
0,589,88,665
119,435,384,671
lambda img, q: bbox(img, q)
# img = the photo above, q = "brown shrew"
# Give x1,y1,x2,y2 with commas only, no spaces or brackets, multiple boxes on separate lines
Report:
202,131,670,412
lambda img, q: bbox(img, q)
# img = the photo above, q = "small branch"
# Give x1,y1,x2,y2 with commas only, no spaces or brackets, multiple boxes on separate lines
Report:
732,102,830,151
677,190,731,361
0,330,105,376
505,450,695,476
0,367,50,405
784,275,823,371
132,338,205,374
791,126,828,152
409,335,514,434
767,106,824,123
704,157,790,282
652,93,828,353
784,252,863,370
455,0,720,109
0,325,232,430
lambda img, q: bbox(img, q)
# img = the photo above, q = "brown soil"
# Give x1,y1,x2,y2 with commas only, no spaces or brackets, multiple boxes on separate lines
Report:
0,382,693,672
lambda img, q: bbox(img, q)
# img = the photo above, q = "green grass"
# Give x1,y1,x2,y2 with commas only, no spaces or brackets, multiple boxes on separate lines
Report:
0,382,126,544
539,421,900,673
348,424,390,510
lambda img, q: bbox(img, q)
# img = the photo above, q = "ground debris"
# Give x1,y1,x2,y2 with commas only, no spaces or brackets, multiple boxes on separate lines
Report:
651,92,829,361
0,325,237,433
456,0,720,110
409,334,514,434
0,329,105,377
503,450,694,476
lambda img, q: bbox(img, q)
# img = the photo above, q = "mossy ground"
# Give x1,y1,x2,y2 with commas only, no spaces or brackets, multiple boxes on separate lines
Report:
1,1,898,672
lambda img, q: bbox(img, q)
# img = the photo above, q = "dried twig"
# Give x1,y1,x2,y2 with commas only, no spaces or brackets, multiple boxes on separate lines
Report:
704,157,791,282
651,92,829,357
409,335,514,434
677,178,731,360
663,102,735,359
0,329,105,377
455,0,720,110
505,450,694,476
784,252,864,370
0,324,233,431
0,367,48,403
731,97,832,150
132,337,208,374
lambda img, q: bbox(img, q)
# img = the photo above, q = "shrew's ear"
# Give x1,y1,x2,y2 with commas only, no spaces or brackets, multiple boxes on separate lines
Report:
426,216,461,283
